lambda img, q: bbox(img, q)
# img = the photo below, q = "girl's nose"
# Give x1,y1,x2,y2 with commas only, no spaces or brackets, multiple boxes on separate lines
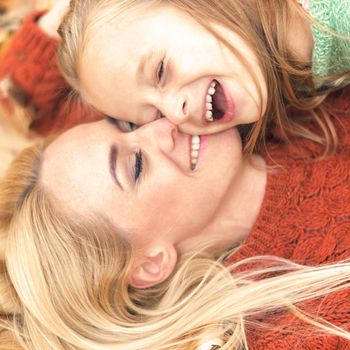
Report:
161,93,189,125
132,118,178,153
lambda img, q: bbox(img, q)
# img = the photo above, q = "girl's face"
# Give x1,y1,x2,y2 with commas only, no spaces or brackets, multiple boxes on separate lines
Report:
80,2,267,136
41,118,244,250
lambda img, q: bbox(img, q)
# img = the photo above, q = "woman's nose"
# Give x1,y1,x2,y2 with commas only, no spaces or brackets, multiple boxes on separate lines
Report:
134,118,178,152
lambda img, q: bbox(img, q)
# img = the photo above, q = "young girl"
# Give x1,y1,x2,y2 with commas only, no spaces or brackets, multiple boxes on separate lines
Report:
2,0,350,152
57,0,350,154
1,85,350,350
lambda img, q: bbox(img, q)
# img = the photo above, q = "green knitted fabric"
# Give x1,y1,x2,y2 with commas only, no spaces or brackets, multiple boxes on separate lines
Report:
310,0,350,79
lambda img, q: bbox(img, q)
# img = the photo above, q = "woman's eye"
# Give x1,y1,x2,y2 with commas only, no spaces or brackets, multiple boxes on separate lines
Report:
156,60,164,82
107,117,138,132
134,150,143,182
156,110,165,120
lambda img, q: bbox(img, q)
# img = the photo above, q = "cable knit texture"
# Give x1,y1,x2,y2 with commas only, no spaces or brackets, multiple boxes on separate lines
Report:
225,88,350,349
0,11,102,135
310,0,350,78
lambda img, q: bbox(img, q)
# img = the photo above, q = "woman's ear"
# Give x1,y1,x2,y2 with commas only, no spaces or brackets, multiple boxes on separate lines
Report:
128,243,177,289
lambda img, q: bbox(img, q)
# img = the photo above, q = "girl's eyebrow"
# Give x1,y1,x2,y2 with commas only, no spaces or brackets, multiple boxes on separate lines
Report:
137,52,153,83
109,145,124,191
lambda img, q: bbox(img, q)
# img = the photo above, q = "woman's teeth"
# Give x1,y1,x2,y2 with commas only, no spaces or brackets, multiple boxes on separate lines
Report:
191,135,201,170
205,81,217,122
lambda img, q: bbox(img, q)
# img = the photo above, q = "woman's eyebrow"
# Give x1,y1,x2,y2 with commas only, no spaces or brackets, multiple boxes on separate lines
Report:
109,145,124,191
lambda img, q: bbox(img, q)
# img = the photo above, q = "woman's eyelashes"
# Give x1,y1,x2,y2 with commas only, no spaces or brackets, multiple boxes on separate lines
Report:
134,150,143,182
156,110,165,120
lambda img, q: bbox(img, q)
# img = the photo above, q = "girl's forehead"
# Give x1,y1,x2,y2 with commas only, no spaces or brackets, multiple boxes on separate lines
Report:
90,2,195,36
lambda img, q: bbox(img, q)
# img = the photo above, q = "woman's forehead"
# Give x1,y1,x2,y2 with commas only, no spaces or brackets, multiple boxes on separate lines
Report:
40,122,117,214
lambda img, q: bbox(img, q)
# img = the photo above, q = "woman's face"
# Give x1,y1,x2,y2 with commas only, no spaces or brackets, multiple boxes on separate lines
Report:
80,2,267,136
41,118,244,250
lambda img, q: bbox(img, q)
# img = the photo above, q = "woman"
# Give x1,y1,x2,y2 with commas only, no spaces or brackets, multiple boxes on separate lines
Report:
1,88,350,349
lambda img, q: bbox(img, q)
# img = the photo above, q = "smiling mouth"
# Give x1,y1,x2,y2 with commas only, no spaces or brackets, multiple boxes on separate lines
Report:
205,79,227,122
190,135,200,170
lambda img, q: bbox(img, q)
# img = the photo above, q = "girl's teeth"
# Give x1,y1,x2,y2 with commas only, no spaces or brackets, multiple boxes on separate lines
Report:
206,110,213,121
205,81,217,122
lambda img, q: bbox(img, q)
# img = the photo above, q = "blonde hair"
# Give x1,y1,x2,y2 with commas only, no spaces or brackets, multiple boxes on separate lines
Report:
1,141,350,349
57,0,350,156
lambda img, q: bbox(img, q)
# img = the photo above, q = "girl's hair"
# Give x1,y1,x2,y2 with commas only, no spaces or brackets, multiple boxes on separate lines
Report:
57,0,350,155
2,142,350,349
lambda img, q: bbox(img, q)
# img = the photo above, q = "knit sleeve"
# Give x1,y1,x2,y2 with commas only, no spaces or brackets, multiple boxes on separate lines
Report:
0,10,103,135
310,0,350,79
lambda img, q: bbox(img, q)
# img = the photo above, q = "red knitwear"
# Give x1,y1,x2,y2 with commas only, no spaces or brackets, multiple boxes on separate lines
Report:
0,11,102,135
226,88,350,349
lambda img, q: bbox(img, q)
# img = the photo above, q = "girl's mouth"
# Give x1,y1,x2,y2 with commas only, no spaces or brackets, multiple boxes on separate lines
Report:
204,79,234,123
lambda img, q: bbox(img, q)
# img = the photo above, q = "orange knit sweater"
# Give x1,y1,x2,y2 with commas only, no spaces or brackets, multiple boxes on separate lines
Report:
0,11,102,135
226,88,350,349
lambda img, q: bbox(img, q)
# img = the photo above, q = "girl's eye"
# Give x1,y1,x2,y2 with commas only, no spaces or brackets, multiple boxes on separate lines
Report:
134,150,143,182
156,60,164,82
107,117,138,133
120,121,138,132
